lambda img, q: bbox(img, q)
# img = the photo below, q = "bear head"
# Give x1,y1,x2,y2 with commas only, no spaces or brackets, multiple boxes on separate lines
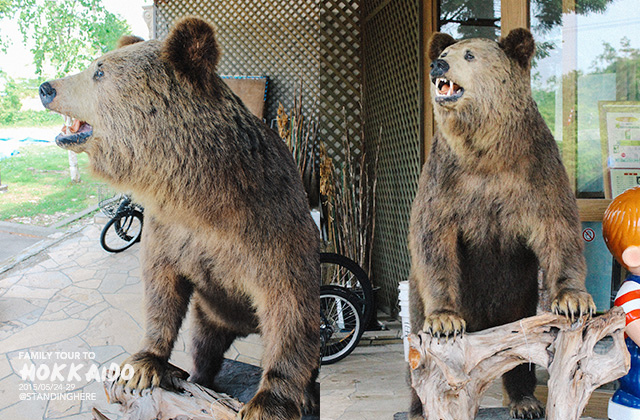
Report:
427,28,536,140
38,17,228,190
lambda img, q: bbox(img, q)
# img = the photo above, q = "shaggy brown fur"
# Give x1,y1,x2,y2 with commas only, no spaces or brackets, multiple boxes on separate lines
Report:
408,28,595,419
40,18,319,420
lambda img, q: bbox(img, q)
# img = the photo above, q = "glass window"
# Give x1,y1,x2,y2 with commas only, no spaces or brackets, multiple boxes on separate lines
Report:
438,0,502,40
531,0,640,198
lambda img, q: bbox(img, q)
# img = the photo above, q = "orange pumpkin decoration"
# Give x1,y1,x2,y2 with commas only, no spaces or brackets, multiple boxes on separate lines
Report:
603,186,640,270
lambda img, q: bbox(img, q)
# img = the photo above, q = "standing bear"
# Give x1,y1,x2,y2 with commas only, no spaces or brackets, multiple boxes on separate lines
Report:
408,28,596,419
39,18,318,420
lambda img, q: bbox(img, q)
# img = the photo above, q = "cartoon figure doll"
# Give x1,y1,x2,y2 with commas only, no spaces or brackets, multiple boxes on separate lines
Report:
603,186,640,419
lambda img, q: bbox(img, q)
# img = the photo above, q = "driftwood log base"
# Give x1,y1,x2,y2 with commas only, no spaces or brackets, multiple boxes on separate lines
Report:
91,368,243,420
408,308,630,420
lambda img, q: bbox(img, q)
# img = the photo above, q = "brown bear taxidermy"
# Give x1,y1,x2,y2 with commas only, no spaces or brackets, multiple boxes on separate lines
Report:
408,28,595,419
40,17,318,420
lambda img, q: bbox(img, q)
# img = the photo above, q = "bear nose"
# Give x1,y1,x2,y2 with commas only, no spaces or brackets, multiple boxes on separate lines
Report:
39,82,56,107
430,59,449,78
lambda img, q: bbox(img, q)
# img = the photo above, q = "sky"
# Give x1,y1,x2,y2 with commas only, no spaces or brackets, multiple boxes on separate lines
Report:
0,0,151,79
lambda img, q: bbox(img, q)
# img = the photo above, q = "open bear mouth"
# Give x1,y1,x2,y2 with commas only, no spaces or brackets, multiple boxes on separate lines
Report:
433,77,464,103
56,116,93,147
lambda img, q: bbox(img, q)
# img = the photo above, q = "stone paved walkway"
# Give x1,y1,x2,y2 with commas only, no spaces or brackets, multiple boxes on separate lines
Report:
0,222,263,420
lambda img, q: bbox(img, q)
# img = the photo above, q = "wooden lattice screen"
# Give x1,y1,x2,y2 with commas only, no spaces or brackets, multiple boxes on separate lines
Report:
362,0,422,315
154,0,360,164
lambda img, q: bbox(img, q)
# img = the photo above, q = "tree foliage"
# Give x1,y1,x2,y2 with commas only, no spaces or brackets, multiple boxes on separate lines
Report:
2,0,130,77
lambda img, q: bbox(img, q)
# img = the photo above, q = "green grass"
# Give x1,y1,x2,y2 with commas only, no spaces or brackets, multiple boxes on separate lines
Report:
0,143,107,225
0,110,64,128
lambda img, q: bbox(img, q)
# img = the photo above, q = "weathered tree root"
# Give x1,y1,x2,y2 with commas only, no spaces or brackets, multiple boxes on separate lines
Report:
408,308,630,420
91,365,242,420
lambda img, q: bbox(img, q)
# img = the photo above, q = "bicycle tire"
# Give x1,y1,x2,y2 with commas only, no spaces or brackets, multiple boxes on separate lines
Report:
320,252,374,329
100,210,143,253
320,286,364,365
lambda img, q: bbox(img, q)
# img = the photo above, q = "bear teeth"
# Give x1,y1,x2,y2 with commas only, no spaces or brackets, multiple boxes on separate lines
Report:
435,78,463,99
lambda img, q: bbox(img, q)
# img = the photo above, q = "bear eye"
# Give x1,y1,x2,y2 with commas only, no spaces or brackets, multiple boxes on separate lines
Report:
93,66,104,81
465,51,475,61
441,52,448,58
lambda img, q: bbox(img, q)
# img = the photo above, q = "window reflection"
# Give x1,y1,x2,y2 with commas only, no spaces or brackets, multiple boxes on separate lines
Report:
531,0,640,198
439,0,501,40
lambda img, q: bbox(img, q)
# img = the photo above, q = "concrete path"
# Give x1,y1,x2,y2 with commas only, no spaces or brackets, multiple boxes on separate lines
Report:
0,222,55,263
0,222,263,420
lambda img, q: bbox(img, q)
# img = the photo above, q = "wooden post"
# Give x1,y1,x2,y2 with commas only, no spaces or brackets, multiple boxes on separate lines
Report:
68,150,80,183
0,168,7,192
408,308,629,420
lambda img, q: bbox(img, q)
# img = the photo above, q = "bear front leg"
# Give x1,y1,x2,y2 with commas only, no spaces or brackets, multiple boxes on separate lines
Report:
410,226,466,339
528,215,596,321
119,260,193,391
239,285,319,420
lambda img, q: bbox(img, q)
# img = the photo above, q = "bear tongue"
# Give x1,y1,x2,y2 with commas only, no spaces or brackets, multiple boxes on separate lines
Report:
446,81,460,96
61,118,84,135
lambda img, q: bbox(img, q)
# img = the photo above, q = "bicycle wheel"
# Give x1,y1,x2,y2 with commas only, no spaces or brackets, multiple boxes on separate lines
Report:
100,210,143,253
320,252,374,329
320,286,364,365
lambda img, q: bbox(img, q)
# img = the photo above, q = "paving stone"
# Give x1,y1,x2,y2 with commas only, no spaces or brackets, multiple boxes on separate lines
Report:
0,319,26,341
80,308,143,354
62,267,97,284
70,301,109,321
0,355,12,380
0,319,88,354
44,395,82,418
3,284,59,300
0,396,48,419
0,373,33,410
0,275,22,292
0,298,43,325
19,271,71,290
58,286,104,306
98,272,129,294
102,293,144,326
63,301,89,317
73,279,102,289
41,295,74,316
231,337,264,365
90,345,125,365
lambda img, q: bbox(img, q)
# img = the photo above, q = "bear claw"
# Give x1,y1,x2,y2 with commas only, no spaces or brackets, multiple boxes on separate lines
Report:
118,351,188,391
423,310,466,339
509,396,545,419
551,288,596,323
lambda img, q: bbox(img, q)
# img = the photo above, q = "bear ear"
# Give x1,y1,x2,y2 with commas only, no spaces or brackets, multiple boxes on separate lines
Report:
499,28,535,69
116,35,144,49
428,32,457,61
161,17,220,92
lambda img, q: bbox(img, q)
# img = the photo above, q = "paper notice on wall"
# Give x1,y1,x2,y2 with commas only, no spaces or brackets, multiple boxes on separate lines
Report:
606,112,640,168
610,168,640,197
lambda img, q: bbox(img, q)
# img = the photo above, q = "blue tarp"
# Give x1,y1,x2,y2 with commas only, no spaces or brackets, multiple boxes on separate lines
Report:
0,136,51,160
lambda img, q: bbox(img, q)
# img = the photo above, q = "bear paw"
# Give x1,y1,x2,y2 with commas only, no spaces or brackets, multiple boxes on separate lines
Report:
423,310,466,339
237,389,301,420
509,396,545,419
118,351,188,391
551,288,596,323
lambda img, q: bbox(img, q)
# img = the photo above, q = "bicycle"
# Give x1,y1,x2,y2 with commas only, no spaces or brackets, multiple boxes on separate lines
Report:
320,252,375,330
319,252,375,364
320,285,364,364
98,194,144,253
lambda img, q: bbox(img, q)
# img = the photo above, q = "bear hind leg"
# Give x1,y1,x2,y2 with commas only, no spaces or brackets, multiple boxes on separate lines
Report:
503,364,544,419
189,301,238,389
